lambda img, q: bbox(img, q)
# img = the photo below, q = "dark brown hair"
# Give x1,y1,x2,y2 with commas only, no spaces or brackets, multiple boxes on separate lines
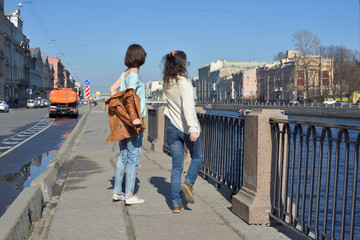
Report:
124,44,147,68
162,50,187,87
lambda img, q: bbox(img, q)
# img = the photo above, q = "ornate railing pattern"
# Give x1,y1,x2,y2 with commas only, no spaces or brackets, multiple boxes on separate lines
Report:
269,119,360,240
198,114,245,193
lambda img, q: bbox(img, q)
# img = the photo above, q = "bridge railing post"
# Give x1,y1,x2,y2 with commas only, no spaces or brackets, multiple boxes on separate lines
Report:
232,109,287,224
151,105,165,152
143,105,153,141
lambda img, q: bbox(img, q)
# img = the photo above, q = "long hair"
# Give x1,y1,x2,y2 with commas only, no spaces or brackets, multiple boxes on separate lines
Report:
162,50,187,87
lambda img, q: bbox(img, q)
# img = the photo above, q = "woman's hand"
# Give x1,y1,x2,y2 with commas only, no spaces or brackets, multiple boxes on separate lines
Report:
132,119,141,125
189,132,199,142
168,50,176,56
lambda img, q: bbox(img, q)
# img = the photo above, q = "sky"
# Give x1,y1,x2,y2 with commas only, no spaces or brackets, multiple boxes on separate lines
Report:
4,0,359,94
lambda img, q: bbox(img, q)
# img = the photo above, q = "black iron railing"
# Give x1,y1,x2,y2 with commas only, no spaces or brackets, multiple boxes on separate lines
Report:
198,114,245,193
147,108,157,142
269,119,360,240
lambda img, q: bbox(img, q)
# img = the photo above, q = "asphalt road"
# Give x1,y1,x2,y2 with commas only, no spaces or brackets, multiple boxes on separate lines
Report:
0,107,80,217
0,107,50,142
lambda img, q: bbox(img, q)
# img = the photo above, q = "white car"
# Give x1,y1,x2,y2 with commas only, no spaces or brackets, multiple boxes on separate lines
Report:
0,101,9,112
42,99,49,107
323,100,336,105
289,99,299,105
27,99,37,108
35,98,44,107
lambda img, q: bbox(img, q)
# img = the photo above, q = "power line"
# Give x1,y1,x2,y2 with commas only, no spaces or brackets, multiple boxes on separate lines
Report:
21,3,79,80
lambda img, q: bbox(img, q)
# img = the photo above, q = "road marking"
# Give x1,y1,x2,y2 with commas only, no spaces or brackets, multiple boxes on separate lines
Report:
2,142,19,145
9,138,26,141
0,118,54,157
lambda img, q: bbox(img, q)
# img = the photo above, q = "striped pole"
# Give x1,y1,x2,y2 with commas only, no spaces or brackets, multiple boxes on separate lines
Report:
86,85,90,100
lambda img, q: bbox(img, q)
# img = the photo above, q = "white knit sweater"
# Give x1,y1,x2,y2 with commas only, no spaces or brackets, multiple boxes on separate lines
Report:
163,75,200,134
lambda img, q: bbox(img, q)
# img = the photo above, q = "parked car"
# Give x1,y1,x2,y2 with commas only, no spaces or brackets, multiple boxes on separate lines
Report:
42,99,49,107
0,101,9,112
323,99,336,105
35,97,44,107
289,99,299,105
335,100,348,107
27,99,37,108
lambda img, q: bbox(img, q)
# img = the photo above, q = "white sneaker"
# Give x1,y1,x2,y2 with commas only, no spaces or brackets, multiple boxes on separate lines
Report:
112,193,125,201
125,195,145,205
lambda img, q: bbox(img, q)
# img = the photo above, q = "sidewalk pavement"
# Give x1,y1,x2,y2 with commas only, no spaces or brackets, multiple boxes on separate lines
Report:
28,107,300,240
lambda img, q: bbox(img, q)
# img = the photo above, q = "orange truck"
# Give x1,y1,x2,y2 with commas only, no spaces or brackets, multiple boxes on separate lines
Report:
49,88,78,118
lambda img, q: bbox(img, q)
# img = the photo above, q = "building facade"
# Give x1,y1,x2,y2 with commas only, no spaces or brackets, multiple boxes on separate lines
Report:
41,54,54,99
232,68,258,102
0,0,4,101
47,56,65,88
3,9,30,107
211,67,240,101
30,48,43,98
197,60,266,102
258,50,333,102
145,80,164,100
0,7,77,106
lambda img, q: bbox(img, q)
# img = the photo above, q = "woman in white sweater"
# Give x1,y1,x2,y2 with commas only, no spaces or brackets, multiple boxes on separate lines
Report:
162,50,203,213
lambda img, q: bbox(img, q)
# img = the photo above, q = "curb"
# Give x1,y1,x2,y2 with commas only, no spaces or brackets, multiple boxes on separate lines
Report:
0,108,90,240
0,186,43,240
30,108,89,202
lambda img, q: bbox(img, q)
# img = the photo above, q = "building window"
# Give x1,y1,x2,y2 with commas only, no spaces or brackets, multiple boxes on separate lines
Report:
297,70,304,86
322,71,329,86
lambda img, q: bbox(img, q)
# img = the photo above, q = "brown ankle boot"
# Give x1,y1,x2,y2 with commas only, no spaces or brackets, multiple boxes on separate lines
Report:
181,182,195,204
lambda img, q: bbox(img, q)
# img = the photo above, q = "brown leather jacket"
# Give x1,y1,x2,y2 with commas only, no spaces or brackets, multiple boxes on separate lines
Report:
105,88,145,143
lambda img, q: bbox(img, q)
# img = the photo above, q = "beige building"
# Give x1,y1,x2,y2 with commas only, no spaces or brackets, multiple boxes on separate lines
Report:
145,81,164,100
258,50,333,102
197,60,266,102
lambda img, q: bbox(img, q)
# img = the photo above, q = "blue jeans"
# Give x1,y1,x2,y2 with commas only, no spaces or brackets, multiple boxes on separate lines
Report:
166,120,203,207
113,132,143,199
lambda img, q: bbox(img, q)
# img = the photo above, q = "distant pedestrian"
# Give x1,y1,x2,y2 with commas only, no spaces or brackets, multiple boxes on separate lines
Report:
162,50,203,213
107,44,147,205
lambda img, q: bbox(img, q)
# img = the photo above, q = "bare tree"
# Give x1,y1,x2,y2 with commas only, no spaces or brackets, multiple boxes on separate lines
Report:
322,46,360,101
292,30,321,101
273,51,286,61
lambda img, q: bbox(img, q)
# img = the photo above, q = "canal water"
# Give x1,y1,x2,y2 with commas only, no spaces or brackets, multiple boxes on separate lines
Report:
207,109,359,239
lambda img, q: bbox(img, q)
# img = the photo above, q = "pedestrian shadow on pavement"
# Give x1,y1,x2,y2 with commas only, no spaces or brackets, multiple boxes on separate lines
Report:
149,176,172,209
149,176,190,211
